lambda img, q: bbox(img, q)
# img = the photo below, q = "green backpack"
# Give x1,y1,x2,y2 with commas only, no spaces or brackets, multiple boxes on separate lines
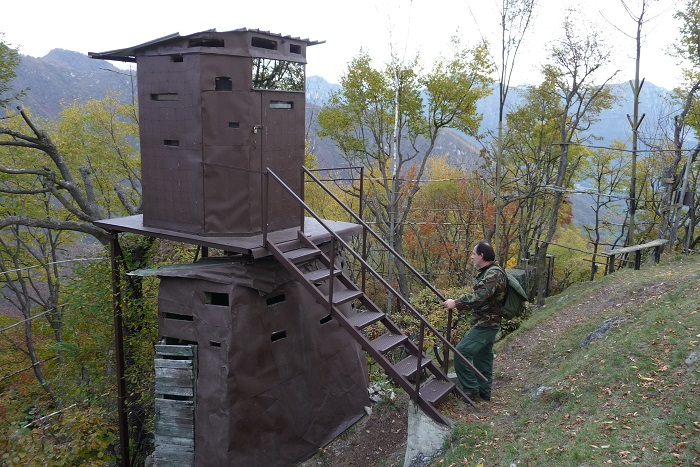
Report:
490,265,529,320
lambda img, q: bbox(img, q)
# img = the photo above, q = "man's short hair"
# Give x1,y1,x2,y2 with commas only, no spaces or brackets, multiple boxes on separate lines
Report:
474,241,495,261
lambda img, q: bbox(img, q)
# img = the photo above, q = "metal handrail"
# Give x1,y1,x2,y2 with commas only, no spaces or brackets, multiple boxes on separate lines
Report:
265,167,485,383
302,167,447,302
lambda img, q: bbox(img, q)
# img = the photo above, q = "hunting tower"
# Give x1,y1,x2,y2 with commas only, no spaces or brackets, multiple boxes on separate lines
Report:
90,29,370,466
92,27,468,467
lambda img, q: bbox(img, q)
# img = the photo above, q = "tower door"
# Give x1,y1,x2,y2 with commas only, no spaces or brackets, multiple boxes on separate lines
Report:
258,91,306,231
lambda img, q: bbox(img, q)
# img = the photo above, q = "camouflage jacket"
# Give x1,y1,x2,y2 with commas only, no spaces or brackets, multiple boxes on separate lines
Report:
455,262,507,327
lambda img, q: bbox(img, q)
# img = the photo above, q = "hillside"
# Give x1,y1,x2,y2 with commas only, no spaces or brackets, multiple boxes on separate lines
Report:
9,49,134,118
300,253,700,466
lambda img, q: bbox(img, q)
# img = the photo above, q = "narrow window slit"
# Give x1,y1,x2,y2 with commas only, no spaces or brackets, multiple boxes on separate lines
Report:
151,93,179,101
271,330,287,342
189,38,224,48
210,341,221,348
163,140,179,147
269,100,293,110
266,294,286,306
320,315,333,325
228,122,240,129
164,312,193,321
163,394,192,401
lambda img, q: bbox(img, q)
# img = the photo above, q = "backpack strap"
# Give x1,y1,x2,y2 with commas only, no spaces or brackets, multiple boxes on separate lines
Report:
487,264,508,304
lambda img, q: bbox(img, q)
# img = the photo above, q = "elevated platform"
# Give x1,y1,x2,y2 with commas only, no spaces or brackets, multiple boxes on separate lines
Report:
94,215,363,259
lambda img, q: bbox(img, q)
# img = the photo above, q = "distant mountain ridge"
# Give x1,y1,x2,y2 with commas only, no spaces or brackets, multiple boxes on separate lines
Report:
6,49,677,169
8,49,135,119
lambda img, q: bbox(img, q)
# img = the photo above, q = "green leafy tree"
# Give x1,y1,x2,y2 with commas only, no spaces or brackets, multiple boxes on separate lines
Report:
490,0,537,256
317,38,494,298
579,142,631,279
403,156,487,289
0,95,149,463
0,33,23,109
530,11,618,304
500,80,561,272
660,0,700,251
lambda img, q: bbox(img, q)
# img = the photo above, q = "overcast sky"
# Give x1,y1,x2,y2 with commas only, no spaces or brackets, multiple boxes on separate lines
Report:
2,0,685,90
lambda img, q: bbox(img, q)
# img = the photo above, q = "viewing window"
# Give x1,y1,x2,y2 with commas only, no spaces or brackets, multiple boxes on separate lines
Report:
251,37,277,50
188,38,224,48
252,58,304,91
215,77,233,91
204,292,229,307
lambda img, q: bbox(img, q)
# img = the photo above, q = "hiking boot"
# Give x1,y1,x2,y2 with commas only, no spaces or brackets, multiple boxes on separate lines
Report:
479,392,491,402
464,390,480,401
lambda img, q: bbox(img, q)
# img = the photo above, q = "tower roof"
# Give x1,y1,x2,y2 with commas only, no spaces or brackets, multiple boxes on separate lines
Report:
88,28,325,62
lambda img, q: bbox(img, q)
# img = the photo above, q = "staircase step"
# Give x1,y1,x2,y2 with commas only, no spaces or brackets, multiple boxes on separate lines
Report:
419,379,455,404
283,248,320,263
371,333,407,353
394,355,431,378
346,310,384,329
304,268,339,282
331,289,363,305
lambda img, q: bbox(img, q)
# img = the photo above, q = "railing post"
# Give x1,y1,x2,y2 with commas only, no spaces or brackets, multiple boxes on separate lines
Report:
262,170,269,246
328,237,336,314
415,321,425,401
300,166,305,234
443,309,453,375
634,250,642,270
359,167,367,294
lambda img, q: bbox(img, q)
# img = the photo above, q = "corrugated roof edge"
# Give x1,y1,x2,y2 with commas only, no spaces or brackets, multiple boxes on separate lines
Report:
88,28,325,62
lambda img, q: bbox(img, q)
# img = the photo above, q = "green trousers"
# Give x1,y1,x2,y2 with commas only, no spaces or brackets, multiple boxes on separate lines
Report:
455,326,500,396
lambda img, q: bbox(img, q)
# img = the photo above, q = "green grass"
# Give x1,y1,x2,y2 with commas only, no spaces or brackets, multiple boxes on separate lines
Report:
436,254,700,466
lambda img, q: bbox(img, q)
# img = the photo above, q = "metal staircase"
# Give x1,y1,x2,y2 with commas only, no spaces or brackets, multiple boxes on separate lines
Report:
262,166,486,426
266,231,469,426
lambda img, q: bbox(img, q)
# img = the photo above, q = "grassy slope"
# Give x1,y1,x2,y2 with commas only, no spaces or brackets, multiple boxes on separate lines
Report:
437,253,700,466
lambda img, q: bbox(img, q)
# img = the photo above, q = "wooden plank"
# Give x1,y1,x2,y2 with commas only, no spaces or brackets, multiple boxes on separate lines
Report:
155,436,194,452
155,453,193,464
155,398,194,418
153,345,195,467
155,358,193,370
601,239,668,256
155,344,194,357
155,382,194,397
155,366,193,380
155,369,194,394
155,423,193,439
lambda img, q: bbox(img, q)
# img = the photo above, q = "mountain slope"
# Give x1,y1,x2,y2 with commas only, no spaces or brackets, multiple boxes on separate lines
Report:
8,49,134,118
300,252,700,466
